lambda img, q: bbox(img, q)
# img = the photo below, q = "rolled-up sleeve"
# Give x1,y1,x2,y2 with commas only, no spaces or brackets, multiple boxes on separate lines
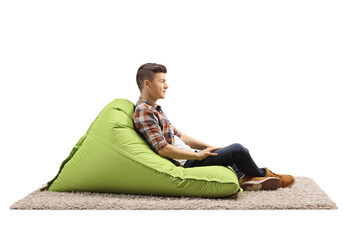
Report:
173,126,182,138
133,108,168,152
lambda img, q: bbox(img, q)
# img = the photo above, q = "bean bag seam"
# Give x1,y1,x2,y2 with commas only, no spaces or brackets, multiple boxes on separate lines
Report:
41,135,87,191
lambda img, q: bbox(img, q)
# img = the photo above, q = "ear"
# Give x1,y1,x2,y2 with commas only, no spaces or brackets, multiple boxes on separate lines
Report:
144,79,151,89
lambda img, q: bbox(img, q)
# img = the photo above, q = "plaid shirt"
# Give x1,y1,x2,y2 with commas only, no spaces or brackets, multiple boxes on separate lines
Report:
133,97,182,152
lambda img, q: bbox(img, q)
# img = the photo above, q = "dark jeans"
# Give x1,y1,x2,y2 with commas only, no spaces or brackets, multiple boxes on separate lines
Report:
184,143,266,179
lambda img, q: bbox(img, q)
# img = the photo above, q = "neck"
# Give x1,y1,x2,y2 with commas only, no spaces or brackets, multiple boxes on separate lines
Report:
140,92,158,105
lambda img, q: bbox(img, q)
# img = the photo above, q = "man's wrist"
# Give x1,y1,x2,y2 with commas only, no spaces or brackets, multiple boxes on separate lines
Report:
193,151,199,160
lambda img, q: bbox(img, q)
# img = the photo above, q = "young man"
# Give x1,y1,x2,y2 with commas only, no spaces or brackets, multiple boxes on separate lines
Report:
133,63,295,191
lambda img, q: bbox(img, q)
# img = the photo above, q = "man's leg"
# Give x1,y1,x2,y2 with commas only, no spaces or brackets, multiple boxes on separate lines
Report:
231,164,244,179
184,143,281,191
185,143,265,176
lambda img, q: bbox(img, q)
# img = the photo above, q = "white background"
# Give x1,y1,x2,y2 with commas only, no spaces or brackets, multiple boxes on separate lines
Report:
1,0,359,239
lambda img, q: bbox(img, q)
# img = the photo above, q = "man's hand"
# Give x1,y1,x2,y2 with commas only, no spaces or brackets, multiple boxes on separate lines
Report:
195,147,223,161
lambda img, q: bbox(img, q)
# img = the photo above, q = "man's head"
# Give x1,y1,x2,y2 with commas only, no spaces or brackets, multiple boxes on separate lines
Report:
136,63,168,103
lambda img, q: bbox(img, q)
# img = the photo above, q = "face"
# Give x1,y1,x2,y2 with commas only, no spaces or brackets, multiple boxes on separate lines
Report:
144,72,168,102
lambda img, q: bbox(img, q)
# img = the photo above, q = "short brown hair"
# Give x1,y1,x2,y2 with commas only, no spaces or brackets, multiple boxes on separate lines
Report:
136,63,167,91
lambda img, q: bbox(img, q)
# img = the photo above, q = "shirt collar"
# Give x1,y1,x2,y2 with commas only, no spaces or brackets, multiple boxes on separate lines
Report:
136,96,163,112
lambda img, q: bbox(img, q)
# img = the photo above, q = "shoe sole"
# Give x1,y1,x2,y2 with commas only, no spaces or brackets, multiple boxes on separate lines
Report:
241,177,281,191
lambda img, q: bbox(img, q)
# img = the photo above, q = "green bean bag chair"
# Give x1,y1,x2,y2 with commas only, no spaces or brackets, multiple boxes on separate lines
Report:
42,98,241,197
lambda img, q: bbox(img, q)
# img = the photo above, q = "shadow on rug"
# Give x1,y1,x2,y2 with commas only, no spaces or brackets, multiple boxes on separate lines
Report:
10,177,337,210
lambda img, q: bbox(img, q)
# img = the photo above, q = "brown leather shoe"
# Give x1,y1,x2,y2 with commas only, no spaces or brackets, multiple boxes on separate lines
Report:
239,175,281,191
264,168,295,188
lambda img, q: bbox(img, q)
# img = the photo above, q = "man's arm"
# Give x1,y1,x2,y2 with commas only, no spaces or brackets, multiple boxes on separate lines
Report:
158,144,222,161
179,133,214,150
134,107,221,161
134,108,169,151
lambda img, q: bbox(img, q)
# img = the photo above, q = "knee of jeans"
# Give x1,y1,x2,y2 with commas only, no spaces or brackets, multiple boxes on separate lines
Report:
230,143,248,153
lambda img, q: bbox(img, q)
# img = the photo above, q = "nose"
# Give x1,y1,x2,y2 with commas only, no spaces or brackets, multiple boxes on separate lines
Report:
164,82,168,89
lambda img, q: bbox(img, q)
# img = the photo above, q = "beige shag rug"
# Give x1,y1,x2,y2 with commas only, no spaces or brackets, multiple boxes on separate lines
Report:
10,177,337,210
